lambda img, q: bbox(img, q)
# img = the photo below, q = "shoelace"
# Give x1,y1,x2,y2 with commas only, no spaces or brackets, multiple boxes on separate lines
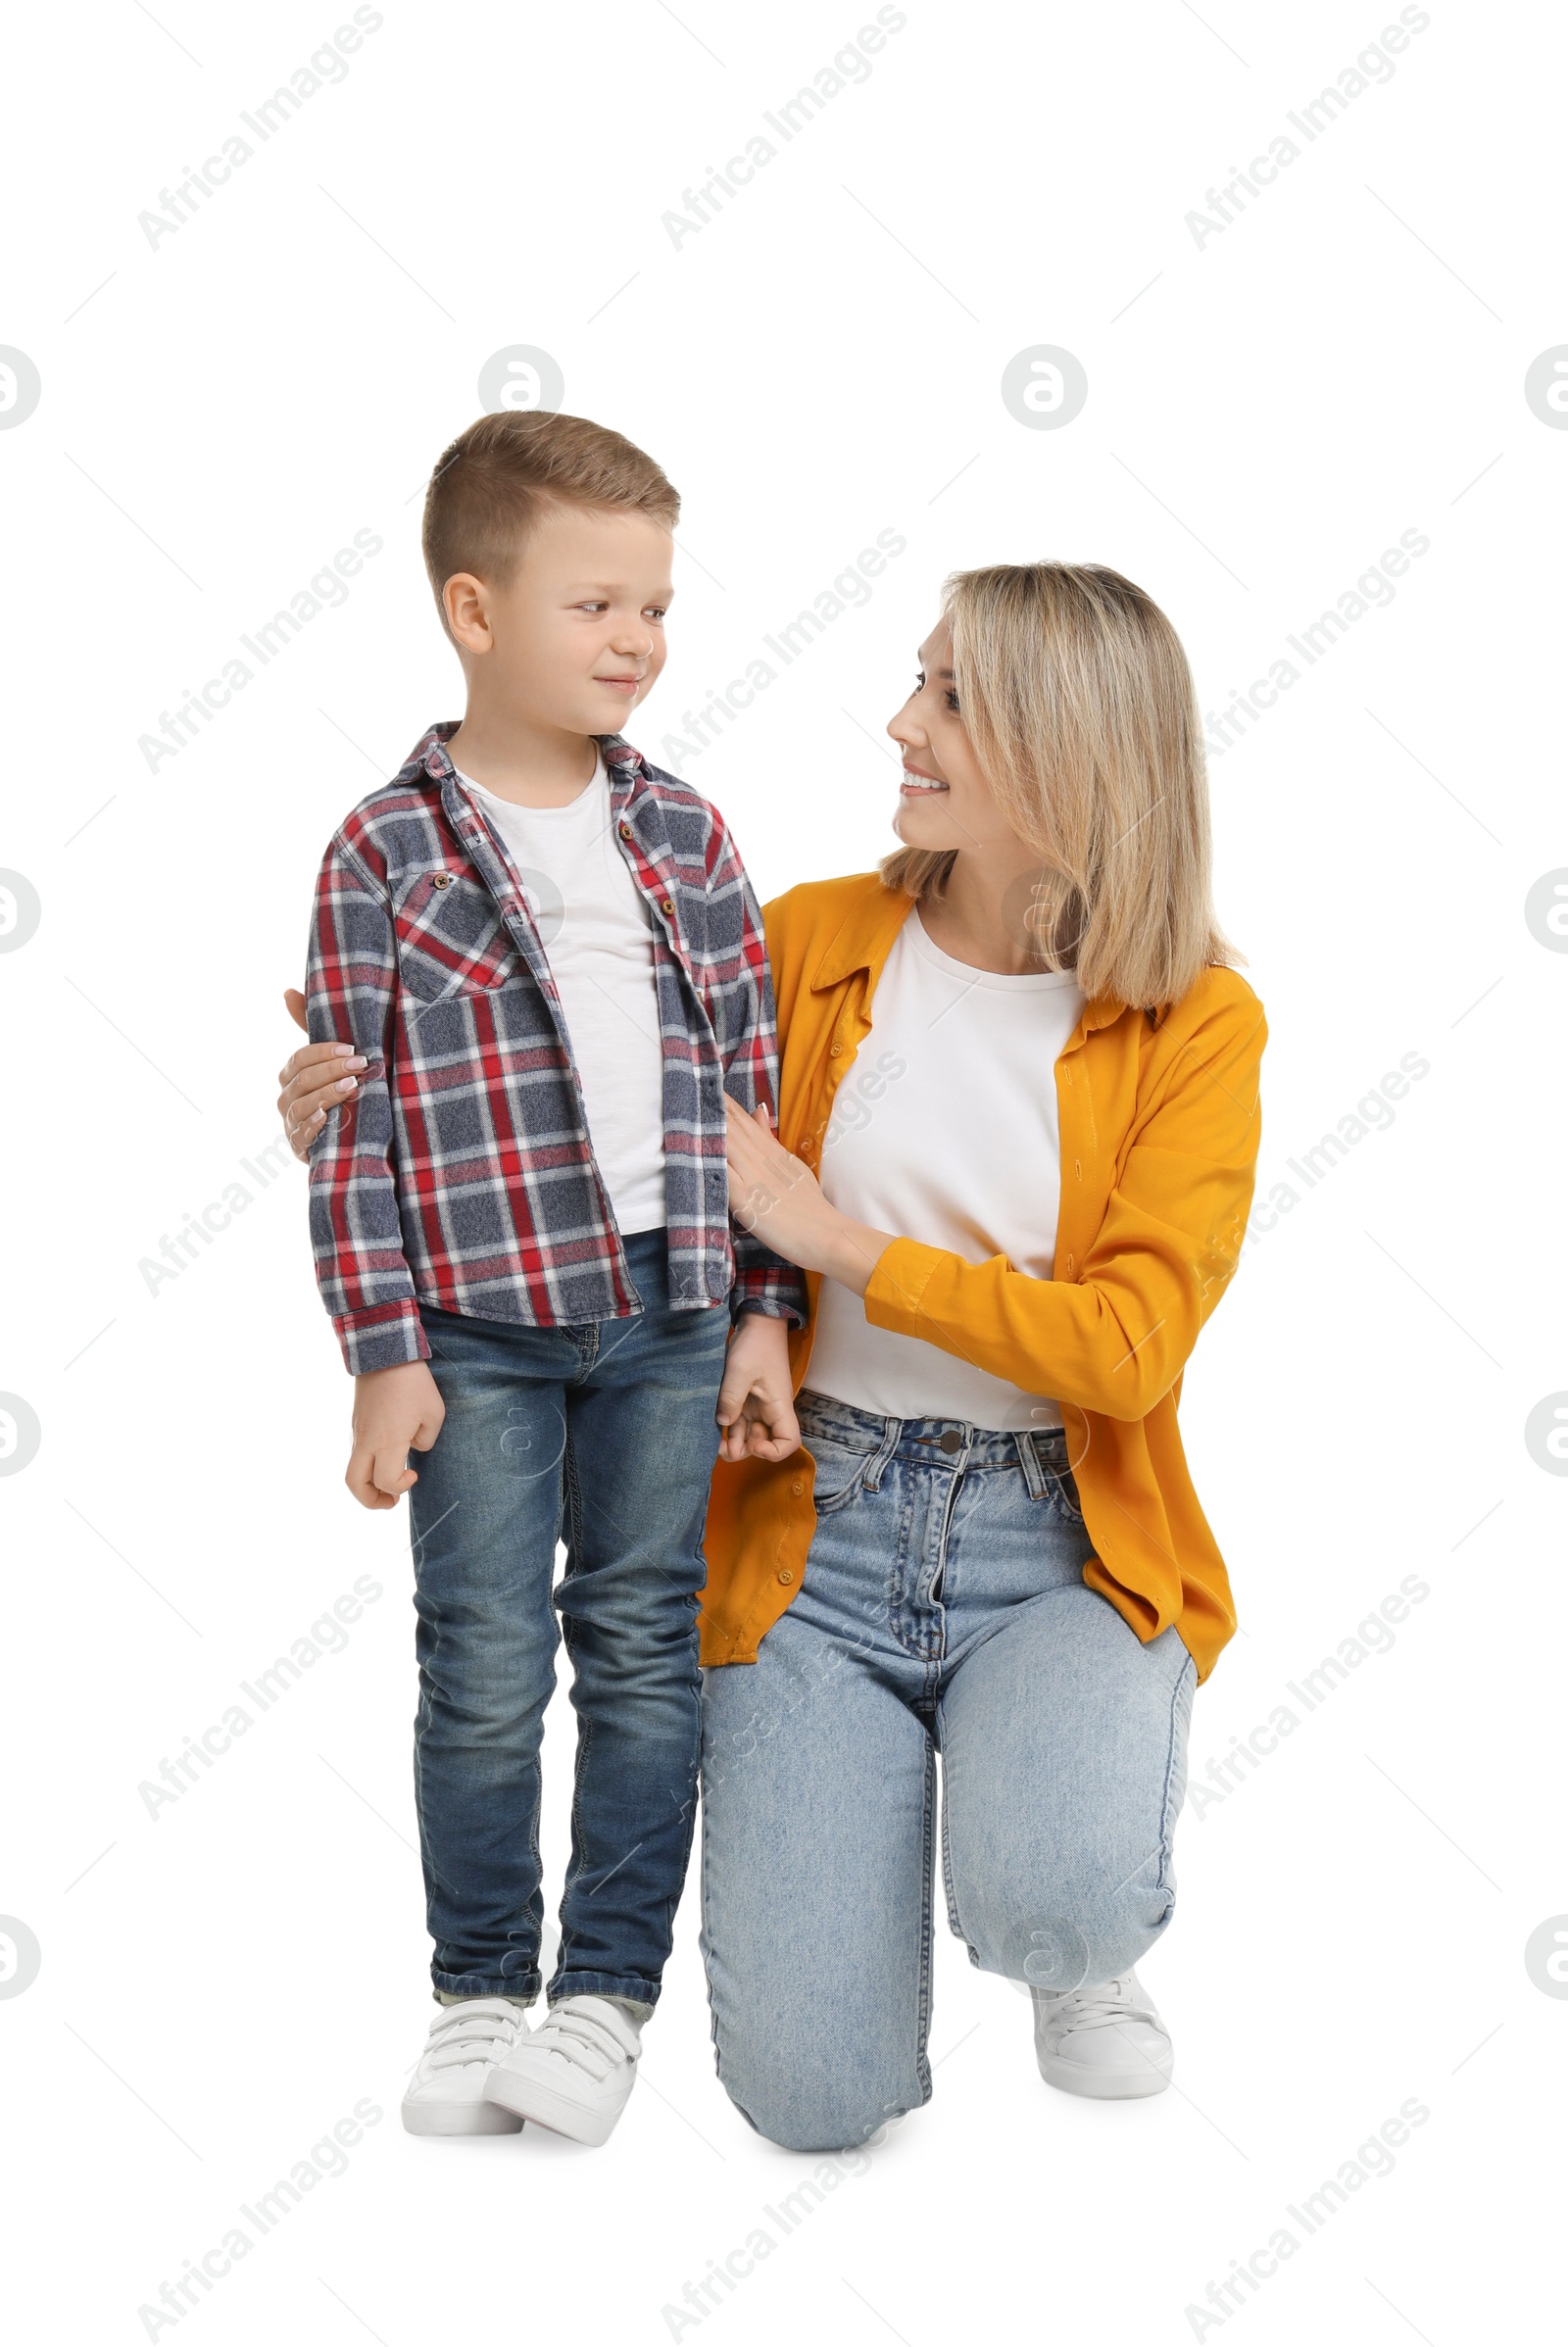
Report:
1038,1974,1160,2035
417,1998,527,2076
528,2004,637,2083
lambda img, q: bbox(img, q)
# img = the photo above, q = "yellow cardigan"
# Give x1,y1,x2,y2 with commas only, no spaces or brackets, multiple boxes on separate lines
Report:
702,873,1267,1683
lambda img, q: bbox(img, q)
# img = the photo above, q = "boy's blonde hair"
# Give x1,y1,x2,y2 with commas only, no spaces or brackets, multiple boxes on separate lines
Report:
421,410,680,629
881,562,1240,1010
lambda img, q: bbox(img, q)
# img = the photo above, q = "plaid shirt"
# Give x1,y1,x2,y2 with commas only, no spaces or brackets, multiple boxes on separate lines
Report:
306,722,807,1374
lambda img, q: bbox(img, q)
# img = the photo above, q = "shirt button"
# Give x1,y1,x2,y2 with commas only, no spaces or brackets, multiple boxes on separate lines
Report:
432,873,454,889
829,1043,843,1057
777,1567,795,1585
618,821,632,840
661,897,674,916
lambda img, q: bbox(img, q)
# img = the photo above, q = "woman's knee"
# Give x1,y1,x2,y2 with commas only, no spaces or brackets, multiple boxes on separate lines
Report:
955,1849,1175,1991
715,2061,925,2155
710,2012,927,2155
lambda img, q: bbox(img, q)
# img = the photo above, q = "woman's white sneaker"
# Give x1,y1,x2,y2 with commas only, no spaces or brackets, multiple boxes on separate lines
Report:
401,1998,532,2135
482,1994,642,2145
1031,1969,1174,2099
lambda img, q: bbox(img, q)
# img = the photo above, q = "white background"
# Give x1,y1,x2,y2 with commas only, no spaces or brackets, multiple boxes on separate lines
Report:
2,1,1564,2341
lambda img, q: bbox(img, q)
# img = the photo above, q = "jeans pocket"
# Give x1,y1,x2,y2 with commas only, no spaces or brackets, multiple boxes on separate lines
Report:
805,1434,873,1515
1049,1468,1086,1527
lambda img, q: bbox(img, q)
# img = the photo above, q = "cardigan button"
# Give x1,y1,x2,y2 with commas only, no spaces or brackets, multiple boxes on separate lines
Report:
790,1478,804,1495
777,1567,795,1585
829,1042,843,1056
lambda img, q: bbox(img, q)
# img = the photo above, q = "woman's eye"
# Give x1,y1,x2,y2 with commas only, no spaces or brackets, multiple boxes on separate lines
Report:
945,690,960,713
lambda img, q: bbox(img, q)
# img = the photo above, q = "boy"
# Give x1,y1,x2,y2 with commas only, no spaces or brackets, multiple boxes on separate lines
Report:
304,410,804,2144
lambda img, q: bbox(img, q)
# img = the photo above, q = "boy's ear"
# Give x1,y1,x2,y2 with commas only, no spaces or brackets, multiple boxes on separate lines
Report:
442,572,492,654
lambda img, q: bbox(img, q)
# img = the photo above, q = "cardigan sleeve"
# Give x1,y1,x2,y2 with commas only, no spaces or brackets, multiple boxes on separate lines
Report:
860,983,1266,1422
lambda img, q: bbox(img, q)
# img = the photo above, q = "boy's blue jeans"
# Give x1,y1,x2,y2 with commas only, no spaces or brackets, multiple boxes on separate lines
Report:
408,1232,730,2008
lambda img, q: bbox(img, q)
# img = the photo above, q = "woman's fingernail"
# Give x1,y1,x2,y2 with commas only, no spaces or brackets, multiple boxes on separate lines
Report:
332,1044,355,1057
346,1055,367,1069
336,1076,357,1093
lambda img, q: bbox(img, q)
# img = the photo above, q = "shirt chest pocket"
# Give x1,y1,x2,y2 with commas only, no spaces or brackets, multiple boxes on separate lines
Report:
394,870,525,1004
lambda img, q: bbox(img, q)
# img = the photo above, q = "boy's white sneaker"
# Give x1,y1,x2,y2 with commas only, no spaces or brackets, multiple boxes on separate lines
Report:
1031,1969,1174,2099
401,1997,532,2135
482,1993,642,2145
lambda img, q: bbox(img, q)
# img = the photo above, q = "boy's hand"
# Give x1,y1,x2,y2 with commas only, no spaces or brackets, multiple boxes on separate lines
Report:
347,1362,446,1509
716,1312,801,1465
278,987,368,1160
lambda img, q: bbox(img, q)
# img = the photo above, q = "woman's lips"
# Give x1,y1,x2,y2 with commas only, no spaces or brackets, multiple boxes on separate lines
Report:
900,767,949,793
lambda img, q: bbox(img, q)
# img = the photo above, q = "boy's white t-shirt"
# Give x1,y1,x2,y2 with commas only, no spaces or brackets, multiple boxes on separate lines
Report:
807,910,1086,1432
458,756,667,1235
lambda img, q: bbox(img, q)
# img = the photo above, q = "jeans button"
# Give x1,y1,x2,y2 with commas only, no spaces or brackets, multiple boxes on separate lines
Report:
939,1430,962,1454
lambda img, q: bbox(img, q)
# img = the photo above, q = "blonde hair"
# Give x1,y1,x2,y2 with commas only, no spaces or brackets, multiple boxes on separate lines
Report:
421,410,679,628
881,562,1240,1009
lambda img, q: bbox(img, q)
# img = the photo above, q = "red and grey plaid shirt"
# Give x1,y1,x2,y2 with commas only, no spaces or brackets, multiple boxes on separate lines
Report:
306,722,806,1374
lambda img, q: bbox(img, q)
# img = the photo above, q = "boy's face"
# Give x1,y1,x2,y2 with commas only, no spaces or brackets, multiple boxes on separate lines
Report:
443,503,674,734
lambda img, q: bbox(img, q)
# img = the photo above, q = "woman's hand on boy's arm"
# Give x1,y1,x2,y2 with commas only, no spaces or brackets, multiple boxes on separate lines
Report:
715,1309,801,1464
277,986,367,1159
724,1100,896,1297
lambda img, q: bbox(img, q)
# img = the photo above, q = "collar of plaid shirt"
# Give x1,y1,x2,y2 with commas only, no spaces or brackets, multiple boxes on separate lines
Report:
418,715,675,946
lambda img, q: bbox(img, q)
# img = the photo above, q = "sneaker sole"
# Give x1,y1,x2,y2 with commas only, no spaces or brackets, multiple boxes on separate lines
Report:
401,2097,523,2136
482,2069,625,2146
1038,2051,1174,2101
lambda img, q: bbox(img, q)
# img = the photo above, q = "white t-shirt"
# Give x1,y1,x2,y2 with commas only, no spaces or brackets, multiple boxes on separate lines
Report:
808,910,1086,1432
458,756,667,1234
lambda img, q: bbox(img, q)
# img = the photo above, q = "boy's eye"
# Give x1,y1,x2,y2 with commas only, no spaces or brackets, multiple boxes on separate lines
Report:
644,607,667,623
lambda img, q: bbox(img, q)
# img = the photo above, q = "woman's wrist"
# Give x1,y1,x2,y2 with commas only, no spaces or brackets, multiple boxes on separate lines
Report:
816,1215,897,1298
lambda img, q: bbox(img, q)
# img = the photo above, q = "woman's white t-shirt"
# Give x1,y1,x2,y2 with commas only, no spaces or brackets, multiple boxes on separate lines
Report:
458,758,668,1235
807,909,1086,1432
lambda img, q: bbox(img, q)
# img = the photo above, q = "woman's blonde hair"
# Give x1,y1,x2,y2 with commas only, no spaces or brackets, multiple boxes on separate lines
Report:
880,562,1240,1009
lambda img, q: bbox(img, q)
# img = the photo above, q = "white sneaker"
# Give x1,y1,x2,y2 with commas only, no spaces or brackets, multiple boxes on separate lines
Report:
482,1993,642,2145
1031,1969,1174,2099
401,1997,532,2135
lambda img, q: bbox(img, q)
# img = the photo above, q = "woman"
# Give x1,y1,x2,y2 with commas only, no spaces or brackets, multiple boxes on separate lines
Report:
278,562,1264,2155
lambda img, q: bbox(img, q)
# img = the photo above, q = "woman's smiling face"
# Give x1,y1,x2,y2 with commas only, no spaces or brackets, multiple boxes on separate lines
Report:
887,616,1016,855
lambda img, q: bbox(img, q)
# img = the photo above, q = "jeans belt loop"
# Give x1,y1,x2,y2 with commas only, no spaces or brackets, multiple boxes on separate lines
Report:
1016,1427,1053,1501
864,1415,902,1492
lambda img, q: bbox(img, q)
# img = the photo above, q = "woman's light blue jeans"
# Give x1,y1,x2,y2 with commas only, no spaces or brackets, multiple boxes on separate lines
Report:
699,1391,1198,2153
